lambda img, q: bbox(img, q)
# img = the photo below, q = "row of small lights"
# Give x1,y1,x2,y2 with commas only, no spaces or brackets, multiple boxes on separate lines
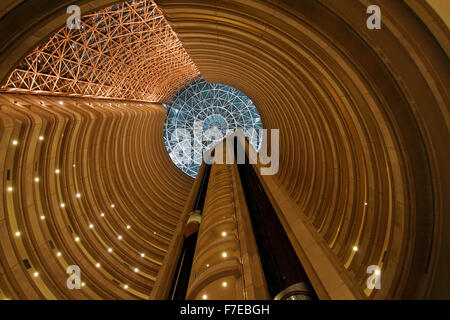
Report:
8,100,148,294
8,137,376,293
201,231,230,299
8,143,151,291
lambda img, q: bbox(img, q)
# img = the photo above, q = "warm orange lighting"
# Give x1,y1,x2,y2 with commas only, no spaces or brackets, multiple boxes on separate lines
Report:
3,0,199,102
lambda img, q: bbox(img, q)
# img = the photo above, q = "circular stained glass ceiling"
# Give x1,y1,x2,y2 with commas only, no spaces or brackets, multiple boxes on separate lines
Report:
163,78,263,178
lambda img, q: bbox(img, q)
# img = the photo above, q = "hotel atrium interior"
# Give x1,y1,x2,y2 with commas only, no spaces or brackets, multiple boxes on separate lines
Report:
0,0,448,300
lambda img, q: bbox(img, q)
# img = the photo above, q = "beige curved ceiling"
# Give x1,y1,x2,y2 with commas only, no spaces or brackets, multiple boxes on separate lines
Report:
0,0,449,300
154,0,449,299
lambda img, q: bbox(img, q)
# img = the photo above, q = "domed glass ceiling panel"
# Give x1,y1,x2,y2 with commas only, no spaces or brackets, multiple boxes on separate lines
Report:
163,78,263,178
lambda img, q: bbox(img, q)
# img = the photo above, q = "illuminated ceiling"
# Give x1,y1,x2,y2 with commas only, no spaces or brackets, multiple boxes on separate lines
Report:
1,0,199,102
163,78,263,177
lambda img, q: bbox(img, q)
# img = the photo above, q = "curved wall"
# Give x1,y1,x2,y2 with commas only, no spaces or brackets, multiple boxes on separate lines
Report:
0,0,448,299
0,94,193,299
155,0,449,299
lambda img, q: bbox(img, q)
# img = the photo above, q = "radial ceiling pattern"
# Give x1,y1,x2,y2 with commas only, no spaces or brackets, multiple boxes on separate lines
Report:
163,78,263,177
1,0,199,102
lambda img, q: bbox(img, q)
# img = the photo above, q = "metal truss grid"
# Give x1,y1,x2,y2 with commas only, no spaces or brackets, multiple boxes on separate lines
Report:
1,0,199,102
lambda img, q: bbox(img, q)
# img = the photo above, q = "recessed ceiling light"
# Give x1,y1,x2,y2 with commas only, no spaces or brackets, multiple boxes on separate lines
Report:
59,101,63,105
222,252,227,258
76,193,81,198
375,269,381,276
108,248,113,253
15,231,21,237
353,246,359,252
89,224,94,229
118,235,122,240
100,213,105,217
72,164,76,168
123,284,128,289
39,136,44,141
12,140,18,145
140,253,145,258
127,225,131,229
40,215,45,220
75,237,80,242
95,263,101,268
222,282,228,288
34,177,40,182
221,232,227,237
60,203,65,208
202,294,207,300
57,252,62,257
206,264,210,268
7,187,13,192
33,272,39,277
110,204,115,208
364,202,368,206
81,282,85,287
134,268,139,273
55,169,60,174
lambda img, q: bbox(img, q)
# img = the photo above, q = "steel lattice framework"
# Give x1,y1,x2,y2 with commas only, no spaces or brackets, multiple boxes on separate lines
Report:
164,78,263,178
1,0,199,102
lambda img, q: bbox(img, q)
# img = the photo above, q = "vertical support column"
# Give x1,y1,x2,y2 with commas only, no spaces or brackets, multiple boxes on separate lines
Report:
185,141,269,300
186,162,244,300
149,163,207,300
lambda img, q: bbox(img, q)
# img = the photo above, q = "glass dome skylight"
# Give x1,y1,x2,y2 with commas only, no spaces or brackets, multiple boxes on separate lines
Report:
163,78,263,178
